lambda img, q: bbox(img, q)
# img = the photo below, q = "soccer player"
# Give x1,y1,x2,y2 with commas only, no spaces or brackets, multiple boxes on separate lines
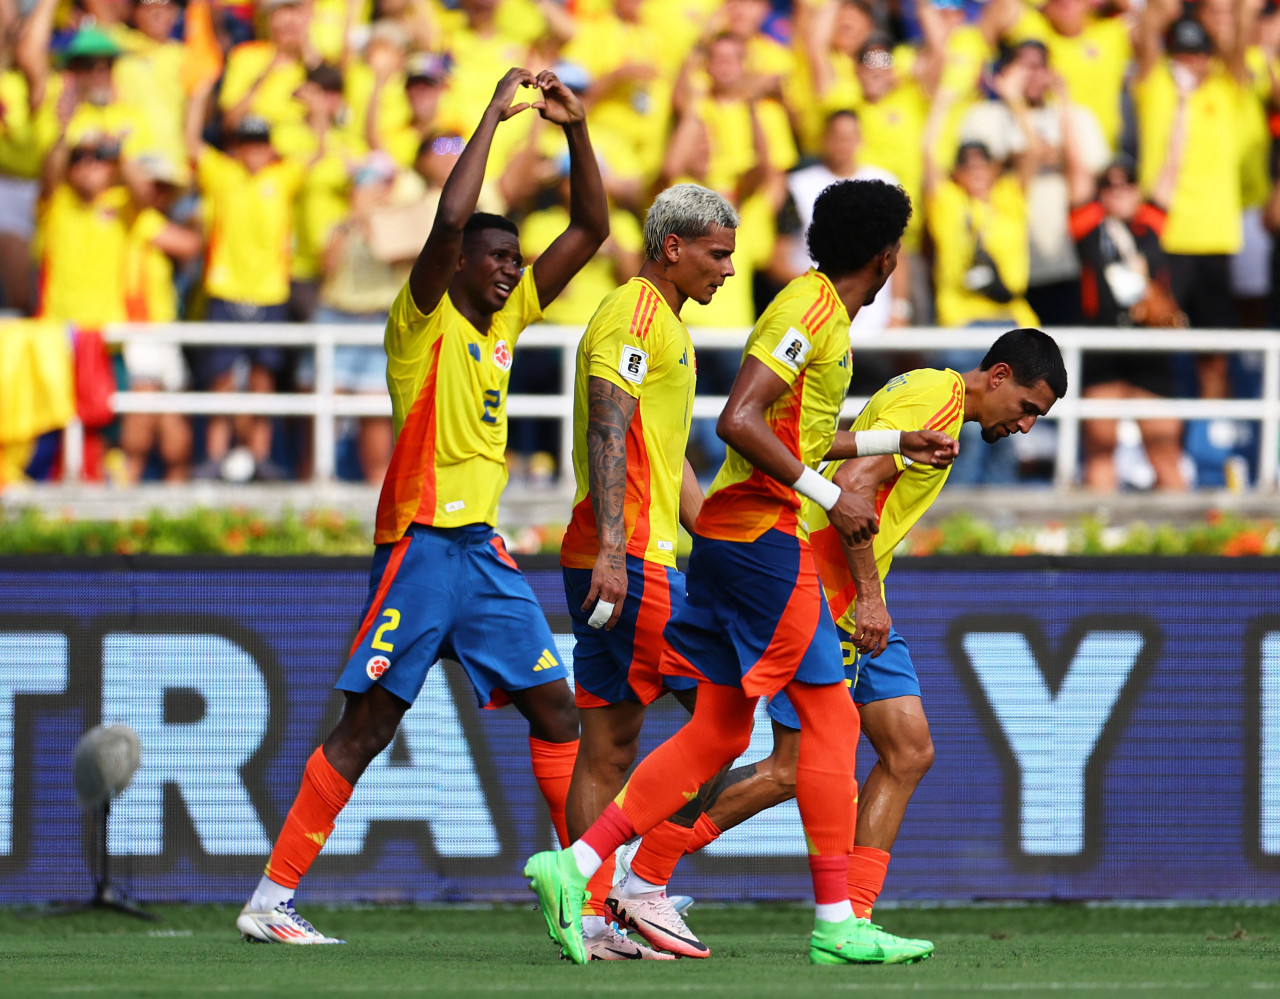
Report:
525,179,958,966
559,183,740,960
667,328,1067,939
236,66,609,944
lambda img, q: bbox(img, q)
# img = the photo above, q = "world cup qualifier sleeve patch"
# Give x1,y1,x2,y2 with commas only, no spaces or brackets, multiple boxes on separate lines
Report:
619,345,649,385
771,327,811,370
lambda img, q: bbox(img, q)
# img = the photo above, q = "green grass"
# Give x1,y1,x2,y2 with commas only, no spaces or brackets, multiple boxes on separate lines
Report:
4,904,1280,998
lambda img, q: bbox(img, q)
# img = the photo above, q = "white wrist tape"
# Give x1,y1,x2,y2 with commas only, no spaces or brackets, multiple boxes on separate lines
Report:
791,466,842,511
587,600,615,629
854,429,901,456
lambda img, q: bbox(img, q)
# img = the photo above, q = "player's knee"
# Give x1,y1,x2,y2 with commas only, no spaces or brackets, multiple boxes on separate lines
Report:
885,734,934,784
763,754,797,799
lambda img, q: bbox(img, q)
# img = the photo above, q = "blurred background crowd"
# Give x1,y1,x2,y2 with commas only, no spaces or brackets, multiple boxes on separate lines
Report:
0,0,1276,490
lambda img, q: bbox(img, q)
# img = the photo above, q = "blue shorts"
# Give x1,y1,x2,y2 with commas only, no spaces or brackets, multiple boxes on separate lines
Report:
767,626,921,728
659,529,843,699
563,555,697,708
337,523,567,708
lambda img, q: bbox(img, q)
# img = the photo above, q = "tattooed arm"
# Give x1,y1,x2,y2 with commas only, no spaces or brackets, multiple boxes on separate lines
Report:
582,376,638,630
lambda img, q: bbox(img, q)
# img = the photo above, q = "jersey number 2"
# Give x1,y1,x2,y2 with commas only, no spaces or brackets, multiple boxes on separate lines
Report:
481,389,502,424
371,609,401,651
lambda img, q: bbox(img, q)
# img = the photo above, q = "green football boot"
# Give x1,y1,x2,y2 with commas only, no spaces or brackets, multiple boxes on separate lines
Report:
809,914,934,965
523,849,589,965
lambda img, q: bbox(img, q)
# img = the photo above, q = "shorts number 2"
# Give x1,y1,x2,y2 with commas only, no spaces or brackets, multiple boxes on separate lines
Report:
371,608,401,652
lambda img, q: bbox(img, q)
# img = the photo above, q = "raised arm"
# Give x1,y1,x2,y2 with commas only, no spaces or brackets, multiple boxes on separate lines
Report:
581,375,639,631
407,67,537,314
527,69,610,310
15,0,56,111
184,79,215,164
1135,0,1179,82
832,455,898,657
1151,82,1191,208
716,357,879,545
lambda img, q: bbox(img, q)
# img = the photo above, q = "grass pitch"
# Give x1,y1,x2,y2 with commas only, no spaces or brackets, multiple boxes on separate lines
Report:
4,903,1280,999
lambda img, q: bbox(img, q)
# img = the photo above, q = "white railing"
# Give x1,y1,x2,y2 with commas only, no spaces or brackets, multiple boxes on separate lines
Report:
86,324,1280,491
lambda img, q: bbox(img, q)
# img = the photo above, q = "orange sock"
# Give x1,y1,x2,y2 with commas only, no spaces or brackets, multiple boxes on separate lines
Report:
629,819,695,887
264,747,353,889
787,681,860,900
529,737,578,848
616,683,757,834
683,813,723,856
848,846,890,919
583,854,615,917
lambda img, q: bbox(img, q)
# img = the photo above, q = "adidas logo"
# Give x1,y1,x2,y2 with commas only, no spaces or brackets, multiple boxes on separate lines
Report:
533,649,558,672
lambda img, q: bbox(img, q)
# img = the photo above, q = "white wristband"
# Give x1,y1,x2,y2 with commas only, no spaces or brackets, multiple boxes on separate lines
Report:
854,429,901,456
587,600,615,629
791,466,842,511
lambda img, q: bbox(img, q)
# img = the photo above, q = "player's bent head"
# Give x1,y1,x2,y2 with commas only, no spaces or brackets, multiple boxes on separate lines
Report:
974,328,1067,444
807,178,912,282
980,328,1068,400
643,184,740,264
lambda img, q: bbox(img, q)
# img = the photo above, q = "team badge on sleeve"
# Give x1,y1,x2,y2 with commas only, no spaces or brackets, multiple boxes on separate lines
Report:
772,327,811,370
619,346,650,385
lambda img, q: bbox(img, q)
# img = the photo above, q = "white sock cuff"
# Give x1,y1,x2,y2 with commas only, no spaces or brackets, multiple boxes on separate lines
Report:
570,840,604,879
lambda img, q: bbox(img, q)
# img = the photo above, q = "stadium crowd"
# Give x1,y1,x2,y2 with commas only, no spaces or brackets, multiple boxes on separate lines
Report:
0,0,1274,488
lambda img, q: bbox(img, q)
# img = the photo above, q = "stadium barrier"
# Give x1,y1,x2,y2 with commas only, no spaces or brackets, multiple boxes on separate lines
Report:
3,554,1280,905
83,324,1280,490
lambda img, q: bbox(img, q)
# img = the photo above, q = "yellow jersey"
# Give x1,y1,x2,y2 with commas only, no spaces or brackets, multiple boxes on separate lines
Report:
1135,61,1246,256
807,367,965,632
36,185,133,327
198,147,304,305
374,266,544,544
928,176,1039,328
1008,9,1132,150
696,269,853,544
520,205,643,325
217,41,306,131
852,81,929,251
561,277,696,570
123,208,177,322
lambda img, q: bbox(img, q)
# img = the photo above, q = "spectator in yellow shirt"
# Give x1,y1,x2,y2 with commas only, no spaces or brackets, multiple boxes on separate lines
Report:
218,0,317,152
926,101,1037,486
34,133,133,328
1135,0,1251,398
983,0,1135,153
290,63,367,322
186,83,305,480
368,52,454,169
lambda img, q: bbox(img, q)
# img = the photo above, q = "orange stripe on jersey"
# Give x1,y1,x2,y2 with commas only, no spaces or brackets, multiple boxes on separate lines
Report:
627,405,654,553
923,379,963,430
629,285,660,340
810,522,859,620
926,396,962,432
490,535,518,569
348,535,412,656
801,285,837,334
374,339,443,544
874,470,902,518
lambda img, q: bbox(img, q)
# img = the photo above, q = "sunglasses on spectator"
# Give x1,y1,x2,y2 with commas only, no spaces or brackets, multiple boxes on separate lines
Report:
429,135,466,156
69,146,119,165
68,57,115,71
1098,174,1136,191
